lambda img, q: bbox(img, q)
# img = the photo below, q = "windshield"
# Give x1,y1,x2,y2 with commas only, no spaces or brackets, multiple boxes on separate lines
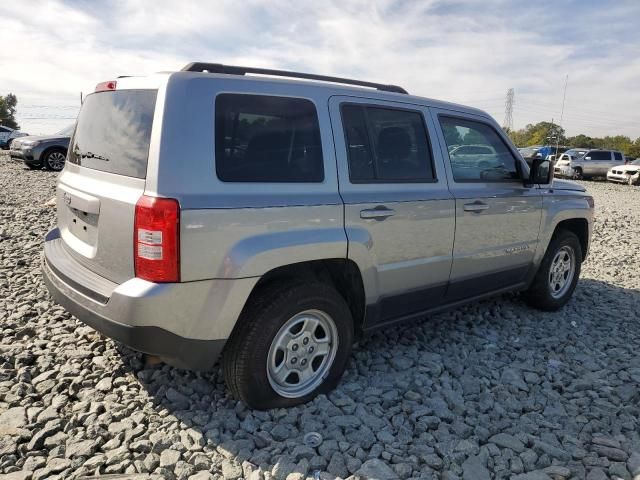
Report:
518,147,539,158
56,124,75,137
68,89,157,178
564,149,587,158
632,159,640,166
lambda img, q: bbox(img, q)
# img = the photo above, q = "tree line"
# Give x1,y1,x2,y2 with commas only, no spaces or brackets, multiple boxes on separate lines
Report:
0,94,19,130
505,121,640,158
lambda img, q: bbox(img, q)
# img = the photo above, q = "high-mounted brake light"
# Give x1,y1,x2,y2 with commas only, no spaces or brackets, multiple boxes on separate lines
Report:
134,195,180,283
95,80,117,92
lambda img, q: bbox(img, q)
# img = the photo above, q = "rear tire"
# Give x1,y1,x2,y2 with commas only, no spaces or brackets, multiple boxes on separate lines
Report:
223,281,353,410
43,148,66,171
524,230,582,311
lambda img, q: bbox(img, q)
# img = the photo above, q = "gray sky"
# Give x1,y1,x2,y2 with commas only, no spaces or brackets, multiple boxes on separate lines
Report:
2,0,639,138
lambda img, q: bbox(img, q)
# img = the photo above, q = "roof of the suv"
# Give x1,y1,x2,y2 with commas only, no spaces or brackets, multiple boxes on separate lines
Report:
154,62,490,119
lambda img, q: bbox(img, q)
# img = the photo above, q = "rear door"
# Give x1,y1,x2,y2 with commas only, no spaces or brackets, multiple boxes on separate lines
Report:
431,109,542,300
585,150,610,175
329,96,455,327
56,88,157,284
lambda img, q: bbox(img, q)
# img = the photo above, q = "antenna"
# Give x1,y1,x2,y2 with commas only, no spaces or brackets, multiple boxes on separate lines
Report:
555,75,569,154
503,88,515,131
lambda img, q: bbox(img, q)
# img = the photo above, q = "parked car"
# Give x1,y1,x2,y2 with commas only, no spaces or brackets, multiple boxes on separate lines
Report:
607,158,640,185
9,125,74,171
42,63,594,409
554,149,624,179
518,145,568,165
555,149,589,164
0,126,28,149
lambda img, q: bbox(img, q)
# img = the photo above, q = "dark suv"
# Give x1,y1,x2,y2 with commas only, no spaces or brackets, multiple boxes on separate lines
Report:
9,125,74,171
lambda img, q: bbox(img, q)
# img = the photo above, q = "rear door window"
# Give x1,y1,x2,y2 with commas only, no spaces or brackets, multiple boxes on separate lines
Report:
68,90,157,178
341,104,435,183
589,151,611,161
215,94,324,182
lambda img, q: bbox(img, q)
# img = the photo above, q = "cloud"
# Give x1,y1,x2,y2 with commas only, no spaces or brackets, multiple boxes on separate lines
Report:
1,0,638,138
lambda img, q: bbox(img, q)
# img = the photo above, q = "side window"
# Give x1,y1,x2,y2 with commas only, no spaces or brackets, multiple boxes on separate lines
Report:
215,94,324,183
341,104,435,183
614,152,623,161
439,116,520,183
589,151,611,161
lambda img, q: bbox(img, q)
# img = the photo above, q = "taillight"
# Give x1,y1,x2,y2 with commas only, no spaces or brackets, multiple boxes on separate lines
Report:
95,80,117,92
134,195,180,282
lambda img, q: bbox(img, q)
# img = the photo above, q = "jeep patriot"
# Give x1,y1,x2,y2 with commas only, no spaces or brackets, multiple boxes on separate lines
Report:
43,63,594,409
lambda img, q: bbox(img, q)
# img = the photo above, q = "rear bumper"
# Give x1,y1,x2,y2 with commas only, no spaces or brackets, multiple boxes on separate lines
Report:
42,228,258,370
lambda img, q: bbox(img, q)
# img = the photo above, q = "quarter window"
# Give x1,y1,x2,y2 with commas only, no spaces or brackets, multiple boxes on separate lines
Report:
439,116,520,183
215,94,324,183
341,104,435,183
614,152,623,161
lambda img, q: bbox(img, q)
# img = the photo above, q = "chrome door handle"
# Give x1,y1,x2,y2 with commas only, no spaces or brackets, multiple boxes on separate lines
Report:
360,207,396,220
463,201,490,212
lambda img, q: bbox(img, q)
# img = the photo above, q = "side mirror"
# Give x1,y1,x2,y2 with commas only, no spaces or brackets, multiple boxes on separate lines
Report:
584,156,591,160
528,158,552,185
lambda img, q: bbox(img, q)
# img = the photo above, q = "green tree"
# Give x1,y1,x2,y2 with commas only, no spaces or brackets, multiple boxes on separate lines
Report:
601,135,632,153
0,94,19,130
442,124,463,146
463,128,488,145
627,138,640,159
506,121,565,147
526,121,566,146
565,134,598,149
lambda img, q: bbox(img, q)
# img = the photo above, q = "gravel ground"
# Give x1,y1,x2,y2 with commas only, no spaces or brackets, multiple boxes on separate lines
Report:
1,151,640,480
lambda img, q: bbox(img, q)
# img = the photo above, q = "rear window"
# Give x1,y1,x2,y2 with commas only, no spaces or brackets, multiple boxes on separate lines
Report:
215,94,324,182
68,90,157,178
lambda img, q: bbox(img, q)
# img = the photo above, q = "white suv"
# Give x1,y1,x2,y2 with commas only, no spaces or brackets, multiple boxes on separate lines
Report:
555,149,624,179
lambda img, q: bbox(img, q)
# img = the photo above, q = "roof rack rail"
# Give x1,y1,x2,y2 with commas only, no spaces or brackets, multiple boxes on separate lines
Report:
181,62,408,94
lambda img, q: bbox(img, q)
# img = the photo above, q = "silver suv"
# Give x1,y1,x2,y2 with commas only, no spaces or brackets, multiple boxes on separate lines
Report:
555,148,624,179
43,63,594,409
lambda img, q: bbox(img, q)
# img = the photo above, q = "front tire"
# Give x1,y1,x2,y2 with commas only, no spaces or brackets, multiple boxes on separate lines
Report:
223,281,353,410
571,167,583,180
524,230,582,311
43,148,66,171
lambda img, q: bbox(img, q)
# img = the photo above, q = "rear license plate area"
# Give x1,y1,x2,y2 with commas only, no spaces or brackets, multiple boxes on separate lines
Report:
67,206,98,245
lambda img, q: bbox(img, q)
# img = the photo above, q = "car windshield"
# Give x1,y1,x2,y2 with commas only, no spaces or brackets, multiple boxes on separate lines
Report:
518,147,539,157
632,159,640,166
565,149,587,159
56,124,75,136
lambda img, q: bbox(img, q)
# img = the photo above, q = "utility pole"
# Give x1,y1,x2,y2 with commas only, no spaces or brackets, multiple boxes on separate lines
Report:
503,88,515,131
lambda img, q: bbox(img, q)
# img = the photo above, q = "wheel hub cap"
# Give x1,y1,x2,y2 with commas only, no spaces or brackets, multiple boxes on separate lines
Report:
267,309,338,399
49,152,65,170
548,245,576,299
